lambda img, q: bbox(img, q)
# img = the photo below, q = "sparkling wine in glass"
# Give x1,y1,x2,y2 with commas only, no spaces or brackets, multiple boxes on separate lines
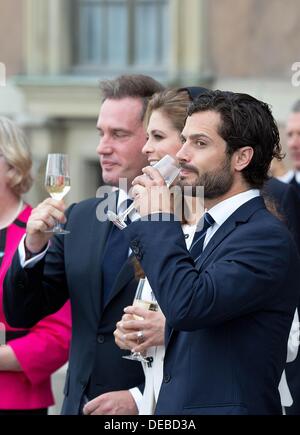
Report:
0,323,5,346
108,154,180,230
44,153,71,234
122,278,158,363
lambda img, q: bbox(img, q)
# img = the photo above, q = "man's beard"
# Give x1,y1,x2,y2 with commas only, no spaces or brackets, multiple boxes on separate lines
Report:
179,155,234,198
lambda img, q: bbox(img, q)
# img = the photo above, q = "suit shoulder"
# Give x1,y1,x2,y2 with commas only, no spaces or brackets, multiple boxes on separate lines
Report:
68,193,117,218
249,207,297,251
263,177,288,199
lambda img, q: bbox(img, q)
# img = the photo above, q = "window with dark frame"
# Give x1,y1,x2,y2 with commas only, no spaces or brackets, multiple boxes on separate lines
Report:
72,0,169,73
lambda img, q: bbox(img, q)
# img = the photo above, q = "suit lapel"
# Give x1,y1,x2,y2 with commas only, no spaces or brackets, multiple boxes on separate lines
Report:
196,220,237,270
197,196,265,269
104,253,136,308
89,192,118,319
90,215,112,319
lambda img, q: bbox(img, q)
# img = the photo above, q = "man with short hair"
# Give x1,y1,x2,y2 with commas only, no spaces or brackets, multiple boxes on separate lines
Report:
125,90,300,414
3,74,164,415
279,100,300,197
275,100,300,414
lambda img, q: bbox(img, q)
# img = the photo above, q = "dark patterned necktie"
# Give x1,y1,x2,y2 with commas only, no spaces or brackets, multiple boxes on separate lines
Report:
189,212,215,262
290,175,300,198
102,199,133,307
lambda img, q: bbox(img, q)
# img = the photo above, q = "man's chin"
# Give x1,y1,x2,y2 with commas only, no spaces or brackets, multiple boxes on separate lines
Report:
102,174,119,188
178,175,198,187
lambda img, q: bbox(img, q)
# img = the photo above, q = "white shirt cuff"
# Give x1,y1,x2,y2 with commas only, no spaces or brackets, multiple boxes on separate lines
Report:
18,234,50,268
129,387,143,414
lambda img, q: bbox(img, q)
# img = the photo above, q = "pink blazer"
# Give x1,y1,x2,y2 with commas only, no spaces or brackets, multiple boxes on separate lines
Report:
0,205,71,410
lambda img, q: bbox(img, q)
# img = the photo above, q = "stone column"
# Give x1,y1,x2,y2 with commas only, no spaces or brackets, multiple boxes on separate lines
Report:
169,0,211,86
25,0,71,75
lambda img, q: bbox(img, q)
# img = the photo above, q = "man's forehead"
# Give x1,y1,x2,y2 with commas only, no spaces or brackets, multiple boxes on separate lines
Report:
183,111,221,134
102,97,143,112
98,98,143,127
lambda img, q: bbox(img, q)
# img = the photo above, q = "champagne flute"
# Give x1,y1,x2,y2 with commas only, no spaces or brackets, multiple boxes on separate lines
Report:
107,154,180,230
44,153,71,235
0,323,5,346
122,278,158,363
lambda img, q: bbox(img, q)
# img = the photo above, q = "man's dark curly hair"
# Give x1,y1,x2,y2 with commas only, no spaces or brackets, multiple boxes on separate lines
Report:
188,90,284,188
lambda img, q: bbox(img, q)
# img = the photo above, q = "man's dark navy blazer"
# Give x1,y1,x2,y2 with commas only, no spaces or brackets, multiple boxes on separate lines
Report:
125,196,300,415
264,177,300,414
3,195,144,414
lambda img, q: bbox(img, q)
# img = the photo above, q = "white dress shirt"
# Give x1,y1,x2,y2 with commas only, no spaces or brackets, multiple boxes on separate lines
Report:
278,170,300,184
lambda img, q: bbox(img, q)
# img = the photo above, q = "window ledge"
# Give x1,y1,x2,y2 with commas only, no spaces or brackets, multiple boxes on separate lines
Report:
12,75,101,119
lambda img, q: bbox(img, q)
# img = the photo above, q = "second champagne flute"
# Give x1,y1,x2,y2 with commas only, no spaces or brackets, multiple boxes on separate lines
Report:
122,278,158,363
44,153,71,235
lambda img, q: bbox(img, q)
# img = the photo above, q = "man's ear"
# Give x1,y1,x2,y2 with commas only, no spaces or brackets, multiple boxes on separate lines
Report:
233,147,254,172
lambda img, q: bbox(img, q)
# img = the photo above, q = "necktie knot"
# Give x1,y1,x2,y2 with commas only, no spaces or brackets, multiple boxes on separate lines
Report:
202,212,215,231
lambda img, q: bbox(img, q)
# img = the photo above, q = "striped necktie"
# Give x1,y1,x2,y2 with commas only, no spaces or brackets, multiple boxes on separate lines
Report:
189,212,215,262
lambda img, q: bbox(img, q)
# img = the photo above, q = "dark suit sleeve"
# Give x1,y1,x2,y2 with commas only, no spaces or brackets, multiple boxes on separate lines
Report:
3,205,75,328
124,215,294,331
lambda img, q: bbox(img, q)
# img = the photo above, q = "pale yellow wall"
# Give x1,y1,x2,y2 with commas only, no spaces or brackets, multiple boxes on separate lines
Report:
209,0,300,78
0,0,23,76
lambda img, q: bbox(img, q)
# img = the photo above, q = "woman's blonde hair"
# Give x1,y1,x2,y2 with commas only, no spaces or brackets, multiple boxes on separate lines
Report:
0,117,33,195
144,88,191,132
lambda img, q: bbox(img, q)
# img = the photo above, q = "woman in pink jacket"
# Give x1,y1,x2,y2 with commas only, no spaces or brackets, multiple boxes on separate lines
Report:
0,117,71,415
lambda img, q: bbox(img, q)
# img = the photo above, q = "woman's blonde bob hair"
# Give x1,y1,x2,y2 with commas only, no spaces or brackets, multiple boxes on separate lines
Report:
144,88,191,133
0,116,33,196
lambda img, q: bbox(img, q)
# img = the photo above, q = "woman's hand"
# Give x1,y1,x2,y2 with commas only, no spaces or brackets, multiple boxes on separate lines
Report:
114,307,165,354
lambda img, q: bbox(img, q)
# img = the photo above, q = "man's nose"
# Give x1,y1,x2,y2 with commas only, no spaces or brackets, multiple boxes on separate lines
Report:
176,142,190,162
96,137,113,155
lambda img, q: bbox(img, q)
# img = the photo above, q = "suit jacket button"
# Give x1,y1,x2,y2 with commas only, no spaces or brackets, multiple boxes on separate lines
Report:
97,334,105,344
163,374,171,383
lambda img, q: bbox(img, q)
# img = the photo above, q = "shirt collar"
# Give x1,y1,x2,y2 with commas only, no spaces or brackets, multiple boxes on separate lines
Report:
117,189,132,214
278,170,294,184
206,189,260,228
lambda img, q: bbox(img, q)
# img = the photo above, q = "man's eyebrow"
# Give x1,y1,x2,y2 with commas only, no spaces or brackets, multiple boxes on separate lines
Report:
189,133,211,141
96,126,130,133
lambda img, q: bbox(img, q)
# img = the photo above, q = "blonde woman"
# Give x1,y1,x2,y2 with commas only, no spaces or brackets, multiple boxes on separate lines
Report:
0,117,71,415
